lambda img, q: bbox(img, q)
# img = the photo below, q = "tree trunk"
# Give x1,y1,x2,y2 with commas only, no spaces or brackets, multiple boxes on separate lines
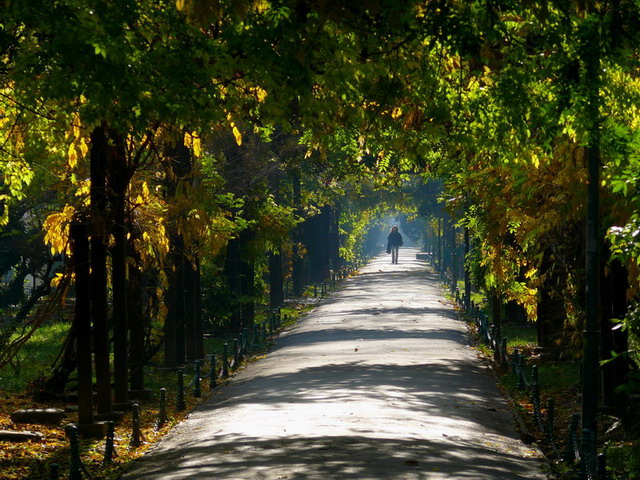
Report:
184,257,197,362
291,170,304,296
600,257,629,417
464,227,471,310
224,236,242,331
108,132,129,405
269,250,284,309
239,232,255,328
329,206,340,272
163,136,191,367
437,217,443,272
171,235,186,366
70,223,94,424
491,294,502,364
127,258,145,391
450,218,457,288
194,256,204,360
163,243,179,368
89,125,113,415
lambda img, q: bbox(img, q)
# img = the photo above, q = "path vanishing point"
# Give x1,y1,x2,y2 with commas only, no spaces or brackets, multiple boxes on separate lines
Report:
122,248,549,480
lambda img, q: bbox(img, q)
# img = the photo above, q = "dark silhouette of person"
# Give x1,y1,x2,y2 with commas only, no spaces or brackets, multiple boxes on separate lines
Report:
386,225,403,264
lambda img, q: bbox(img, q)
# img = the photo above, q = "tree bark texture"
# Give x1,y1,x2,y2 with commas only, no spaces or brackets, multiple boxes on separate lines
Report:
89,125,112,414
108,131,129,405
70,223,94,424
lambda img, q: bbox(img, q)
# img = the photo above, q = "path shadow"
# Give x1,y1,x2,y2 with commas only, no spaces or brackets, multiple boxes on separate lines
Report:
274,327,467,349
125,434,542,480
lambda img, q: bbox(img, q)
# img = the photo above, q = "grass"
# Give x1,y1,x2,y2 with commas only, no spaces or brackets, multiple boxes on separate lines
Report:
0,321,70,392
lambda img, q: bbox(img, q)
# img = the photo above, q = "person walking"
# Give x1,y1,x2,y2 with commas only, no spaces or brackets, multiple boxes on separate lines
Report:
386,225,403,264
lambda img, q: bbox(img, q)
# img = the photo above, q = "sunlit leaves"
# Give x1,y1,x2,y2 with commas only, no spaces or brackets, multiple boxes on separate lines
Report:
42,204,76,256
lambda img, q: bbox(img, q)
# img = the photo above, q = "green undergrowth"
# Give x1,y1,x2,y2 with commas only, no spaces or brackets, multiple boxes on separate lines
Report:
466,311,640,479
0,320,70,392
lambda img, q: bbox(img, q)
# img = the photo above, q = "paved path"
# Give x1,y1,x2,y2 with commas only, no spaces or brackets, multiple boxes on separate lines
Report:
123,249,548,479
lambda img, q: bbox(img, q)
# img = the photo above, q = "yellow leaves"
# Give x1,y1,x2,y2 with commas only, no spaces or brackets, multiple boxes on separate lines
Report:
43,205,76,256
65,113,89,169
530,151,540,169
75,179,91,203
249,85,268,103
227,113,242,146
50,272,66,288
184,131,202,157
391,107,403,119
253,0,270,13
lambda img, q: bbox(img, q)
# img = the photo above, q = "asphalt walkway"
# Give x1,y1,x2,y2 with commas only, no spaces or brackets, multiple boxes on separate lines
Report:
122,248,548,479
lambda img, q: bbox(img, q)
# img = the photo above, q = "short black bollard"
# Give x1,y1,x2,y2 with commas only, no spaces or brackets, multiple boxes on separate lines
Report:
516,354,527,390
597,452,607,480
176,370,186,412
530,366,544,432
512,348,520,376
243,327,249,353
222,343,229,377
564,413,581,463
500,338,508,365
491,325,499,361
193,359,202,398
157,387,167,428
103,421,116,465
208,354,217,389
49,463,59,480
233,338,240,367
314,283,318,297
578,428,597,480
130,403,142,448
66,425,82,480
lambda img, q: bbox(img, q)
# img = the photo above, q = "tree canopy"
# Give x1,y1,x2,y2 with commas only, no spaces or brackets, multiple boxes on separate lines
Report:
3,3,640,471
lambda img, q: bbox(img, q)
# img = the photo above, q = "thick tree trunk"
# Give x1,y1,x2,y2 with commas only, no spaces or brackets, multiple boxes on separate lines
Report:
304,206,331,284
163,245,179,368
194,256,204,360
291,170,304,296
536,248,570,358
269,250,284,309
536,285,566,357
329,206,340,272
90,126,112,415
505,300,527,324
163,136,191,367
108,132,129,405
450,219,457,288
70,223,94,424
224,236,242,331
464,227,471,310
491,294,502,364
600,257,629,417
239,233,255,328
172,236,186,365
184,257,197,362
127,259,145,391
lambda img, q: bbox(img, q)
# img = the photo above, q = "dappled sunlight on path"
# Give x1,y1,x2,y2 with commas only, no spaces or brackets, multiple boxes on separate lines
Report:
123,248,547,479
